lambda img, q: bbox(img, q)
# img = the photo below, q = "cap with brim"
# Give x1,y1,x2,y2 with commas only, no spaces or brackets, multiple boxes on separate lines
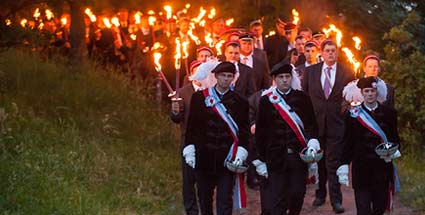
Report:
357,76,378,89
212,62,236,74
270,63,293,76
196,46,214,55
190,60,202,73
239,33,255,41
312,31,325,38
284,23,296,31
305,40,320,48
363,54,380,64
249,19,262,28
224,41,240,47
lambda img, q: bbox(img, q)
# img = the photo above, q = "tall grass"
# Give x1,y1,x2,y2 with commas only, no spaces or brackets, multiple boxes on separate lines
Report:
0,49,182,214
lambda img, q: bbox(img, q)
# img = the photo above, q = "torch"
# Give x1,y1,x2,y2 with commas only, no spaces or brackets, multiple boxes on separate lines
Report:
153,52,176,98
182,40,190,77
175,38,182,98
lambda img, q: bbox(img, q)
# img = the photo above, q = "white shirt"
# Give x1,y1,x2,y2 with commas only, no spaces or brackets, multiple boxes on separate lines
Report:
305,62,312,67
255,36,264,50
321,63,337,92
364,102,378,112
192,81,201,92
240,53,253,68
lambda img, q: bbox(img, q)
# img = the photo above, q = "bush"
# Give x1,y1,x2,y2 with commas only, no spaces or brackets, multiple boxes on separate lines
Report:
0,49,182,214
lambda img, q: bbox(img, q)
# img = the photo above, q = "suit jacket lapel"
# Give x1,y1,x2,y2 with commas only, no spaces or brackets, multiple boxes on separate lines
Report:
314,63,326,100
328,63,344,99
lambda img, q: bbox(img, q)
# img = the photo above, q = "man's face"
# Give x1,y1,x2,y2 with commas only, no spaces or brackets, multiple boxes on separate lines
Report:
295,38,306,53
215,72,235,89
361,88,378,104
179,21,190,34
299,30,312,41
274,73,292,92
363,59,380,77
239,40,253,56
250,25,263,37
276,23,285,36
197,50,212,62
322,44,338,64
212,19,225,35
224,46,240,62
305,46,318,63
285,30,298,43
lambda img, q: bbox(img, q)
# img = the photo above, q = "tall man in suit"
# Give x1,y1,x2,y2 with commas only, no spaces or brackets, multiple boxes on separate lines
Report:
224,41,257,98
250,20,265,50
264,16,290,70
302,39,355,213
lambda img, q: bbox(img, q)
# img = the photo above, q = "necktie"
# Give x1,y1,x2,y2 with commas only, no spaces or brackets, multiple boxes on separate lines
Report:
323,67,332,99
242,57,248,65
256,39,262,50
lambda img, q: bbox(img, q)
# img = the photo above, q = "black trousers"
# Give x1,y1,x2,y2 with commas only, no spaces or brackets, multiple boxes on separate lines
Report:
182,156,199,215
196,171,235,215
260,154,308,215
316,135,342,205
354,183,389,215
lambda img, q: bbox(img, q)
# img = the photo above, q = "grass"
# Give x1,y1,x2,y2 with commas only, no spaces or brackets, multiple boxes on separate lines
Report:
0,49,182,214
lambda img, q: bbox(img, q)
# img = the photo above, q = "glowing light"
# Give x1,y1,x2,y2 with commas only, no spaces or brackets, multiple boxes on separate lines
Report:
188,29,201,45
215,40,226,56
20,19,28,27
153,52,162,71
204,32,214,47
33,8,41,20
352,36,362,50
130,34,137,40
147,10,155,15
85,8,97,22
292,9,300,25
185,4,191,9
182,40,189,59
208,8,216,19
111,17,120,27
342,47,361,74
265,30,276,38
323,24,343,47
225,18,234,26
61,17,67,26
164,5,172,20
45,9,54,20
5,19,12,26
175,38,182,69
192,7,207,23
103,18,112,28
148,16,157,26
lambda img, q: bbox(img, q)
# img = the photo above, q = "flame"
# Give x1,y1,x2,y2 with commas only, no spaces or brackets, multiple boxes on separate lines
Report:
182,9,188,14
33,8,41,20
185,4,191,9
208,8,216,19
148,16,157,26
130,34,137,40
188,29,201,45
204,32,214,47
292,9,300,25
192,7,207,24
111,17,120,27
164,5,172,20
61,17,67,26
20,19,27,27
5,19,11,26
134,11,142,24
265,30,276,38
175,38,182,69
151,42,165,51
199,20,206,27
215,40,226,56
103,18,112,28
38,22,44,30
182,40,189,59
342,47,360,73
45,9,54,20
322,24,343,47
225,18,234,26
147,10,155,15
352,36,362,50
153,52,162,71
85,8,97,22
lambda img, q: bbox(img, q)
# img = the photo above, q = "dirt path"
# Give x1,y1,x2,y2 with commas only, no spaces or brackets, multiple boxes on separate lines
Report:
239,185,414,215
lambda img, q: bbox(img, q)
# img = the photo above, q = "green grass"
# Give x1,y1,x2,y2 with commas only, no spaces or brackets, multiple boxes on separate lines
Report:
0,49,182,214
396,145,425,213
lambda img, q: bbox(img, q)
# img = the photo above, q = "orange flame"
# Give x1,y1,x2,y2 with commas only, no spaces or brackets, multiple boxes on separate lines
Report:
33,8,41,20
153,52,162,71
5,19,12,26
225,18,234,26
265,30,276,38
292,9,300,25
215,40,226,56
38,22,44,30
192,7,207,24
188,29,201,45
204,32,214,47
20,19,27,27
45,9,54,20
130,34,137,40
208,8,216,19
148,16,157,26
352,36,362,50
182,40,189,59
185,4,191,9
342,47,360,74
111,17,120,27
61,17,67,26
85,8,97,22
164,5,172,20
147,10,155,15
151,42,165,51
323,24,343,47
134,11,142,24
175,38,182,69
103,18,112,28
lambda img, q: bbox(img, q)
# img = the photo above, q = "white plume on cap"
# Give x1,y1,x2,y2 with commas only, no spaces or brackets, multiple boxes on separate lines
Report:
189,60,218,89
343,78,388,104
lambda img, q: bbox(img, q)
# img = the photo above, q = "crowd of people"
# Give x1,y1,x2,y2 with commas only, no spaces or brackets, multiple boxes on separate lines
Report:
166,12,401,215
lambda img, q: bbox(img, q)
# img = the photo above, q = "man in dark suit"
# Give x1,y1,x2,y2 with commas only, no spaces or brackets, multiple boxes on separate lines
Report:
264,16,290,70
224,41,257,98
297,40,320,81
362,54,395,108
302,39,355,213
250,19,265,51
239,34,271,90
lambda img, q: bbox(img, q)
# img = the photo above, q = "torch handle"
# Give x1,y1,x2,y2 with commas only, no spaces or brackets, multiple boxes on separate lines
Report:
184,58,189,76
176,68,180,98
158,69,175,96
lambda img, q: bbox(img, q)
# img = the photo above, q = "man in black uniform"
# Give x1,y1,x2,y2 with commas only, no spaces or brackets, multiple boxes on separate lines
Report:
254,63,320,215
183,62,250,215
337,76,401,215
264,16,290,69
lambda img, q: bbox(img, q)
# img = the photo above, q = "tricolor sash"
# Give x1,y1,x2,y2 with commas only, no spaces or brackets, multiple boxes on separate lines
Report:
266,89,307,148
349,105,400,212
203,87,246,209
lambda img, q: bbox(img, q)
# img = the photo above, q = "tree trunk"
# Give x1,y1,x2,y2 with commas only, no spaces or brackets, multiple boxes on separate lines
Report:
68,0,86,67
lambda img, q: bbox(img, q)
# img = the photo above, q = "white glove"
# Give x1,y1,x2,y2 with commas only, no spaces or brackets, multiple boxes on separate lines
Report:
336,164,349,187
380,150,402,163
307,139,321,155
252,159,268,178
182,145,196,168
233,146,248,166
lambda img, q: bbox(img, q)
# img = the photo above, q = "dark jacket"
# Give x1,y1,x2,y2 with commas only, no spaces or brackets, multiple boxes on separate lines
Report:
264,34,289,69
235,63,257,98
339,103,399,189
170,84,195,147
252,55,272,90
185,88,249,174
255,89,318,172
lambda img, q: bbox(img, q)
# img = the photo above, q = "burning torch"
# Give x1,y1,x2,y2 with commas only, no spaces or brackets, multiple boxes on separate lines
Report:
153,52,176,98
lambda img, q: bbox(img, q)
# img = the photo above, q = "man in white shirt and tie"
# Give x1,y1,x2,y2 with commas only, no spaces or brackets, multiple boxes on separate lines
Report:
302,39,355,213
250,20,264,50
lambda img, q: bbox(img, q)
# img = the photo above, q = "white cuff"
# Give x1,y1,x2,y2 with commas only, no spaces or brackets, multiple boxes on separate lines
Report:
337,164,349,175
235,146,248,161
182,144,195,157
307,139,320,151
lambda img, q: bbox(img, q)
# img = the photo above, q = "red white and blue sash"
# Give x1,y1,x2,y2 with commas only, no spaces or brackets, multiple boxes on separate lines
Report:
349,105,399,212
266,89,307,148
203,87,246,209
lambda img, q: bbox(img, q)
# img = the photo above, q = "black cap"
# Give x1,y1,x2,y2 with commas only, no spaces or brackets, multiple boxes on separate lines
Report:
212,62,236,74
239,33,255,41
357,77,378,89
284,23,296,31
270,63,293,76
